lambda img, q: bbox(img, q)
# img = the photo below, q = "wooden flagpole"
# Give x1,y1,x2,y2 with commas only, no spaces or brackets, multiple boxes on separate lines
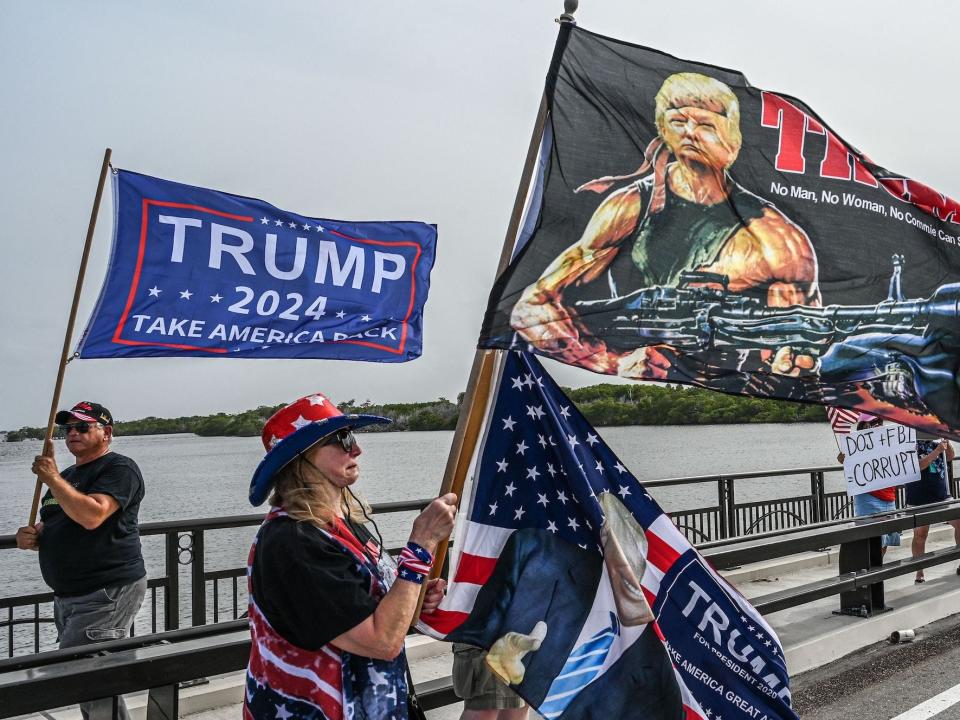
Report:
429,0,579,537
417,89,551,610
27,148,113,526
418,7,582,613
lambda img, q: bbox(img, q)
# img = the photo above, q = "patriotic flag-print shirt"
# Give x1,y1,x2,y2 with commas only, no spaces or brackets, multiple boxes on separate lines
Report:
244,508,410,719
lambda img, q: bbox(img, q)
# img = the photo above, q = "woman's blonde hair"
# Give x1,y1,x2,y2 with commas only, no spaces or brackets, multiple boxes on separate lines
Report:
268,453,371,528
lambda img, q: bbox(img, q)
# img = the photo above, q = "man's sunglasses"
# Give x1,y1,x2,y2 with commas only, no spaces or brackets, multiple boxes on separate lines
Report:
322,429,357,453
57,422,100,434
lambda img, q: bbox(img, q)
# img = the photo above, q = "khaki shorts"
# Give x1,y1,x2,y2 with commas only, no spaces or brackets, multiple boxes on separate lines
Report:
452,644,527,710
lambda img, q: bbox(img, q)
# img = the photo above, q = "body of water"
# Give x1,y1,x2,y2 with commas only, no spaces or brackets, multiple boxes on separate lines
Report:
1,423,847,593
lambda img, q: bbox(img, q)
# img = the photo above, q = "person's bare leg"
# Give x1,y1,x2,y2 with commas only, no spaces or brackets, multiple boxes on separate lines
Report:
460,710,499,720
913,525,930,582
498,708,529,720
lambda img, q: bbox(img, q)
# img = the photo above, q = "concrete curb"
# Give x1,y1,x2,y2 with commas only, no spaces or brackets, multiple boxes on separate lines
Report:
785,584,960,675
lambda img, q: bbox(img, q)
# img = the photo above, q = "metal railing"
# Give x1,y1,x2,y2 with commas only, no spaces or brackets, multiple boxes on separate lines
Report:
6,501,960,718
1,461,955,658
0,499,432,658
659,460,956,541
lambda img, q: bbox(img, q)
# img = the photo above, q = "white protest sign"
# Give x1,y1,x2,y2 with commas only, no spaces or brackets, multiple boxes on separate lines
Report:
843,424,919,496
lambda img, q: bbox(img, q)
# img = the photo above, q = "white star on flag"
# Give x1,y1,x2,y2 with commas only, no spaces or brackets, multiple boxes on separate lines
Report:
502,416,517,431
288,221,297,228
496,459,508,472
179,289,193,299
585,432,599,446
260,217,269,224
504,482,516,497
210,294,222,303
274,219,283,226
361,314,372,322
307,395,326,405
526,466,540,481
516,440,528,455
511,376,525,390
335,310,346,319
148,286,161,297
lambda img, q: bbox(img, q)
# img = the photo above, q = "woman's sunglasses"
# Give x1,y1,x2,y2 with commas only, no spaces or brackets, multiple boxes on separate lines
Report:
322,429,357,453
57,422,99,434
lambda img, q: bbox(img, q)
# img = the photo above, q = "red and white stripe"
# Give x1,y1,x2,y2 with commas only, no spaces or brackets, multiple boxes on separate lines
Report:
827,406,859,435
244,508,345,720
419,521,514,636
419,512,692,639
398,546,432,576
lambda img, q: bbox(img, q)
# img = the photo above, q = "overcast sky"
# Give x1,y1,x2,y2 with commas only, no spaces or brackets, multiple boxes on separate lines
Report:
2,0,958,429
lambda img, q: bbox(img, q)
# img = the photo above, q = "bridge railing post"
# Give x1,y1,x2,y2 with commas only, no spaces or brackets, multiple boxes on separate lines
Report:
717,477,729,539
164,531,180,631
726,478,739,538
191,530,206,627
810,471,826,524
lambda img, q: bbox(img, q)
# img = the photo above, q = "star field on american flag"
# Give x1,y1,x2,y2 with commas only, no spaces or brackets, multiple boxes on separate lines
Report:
470,352,661,551
423,351,796,720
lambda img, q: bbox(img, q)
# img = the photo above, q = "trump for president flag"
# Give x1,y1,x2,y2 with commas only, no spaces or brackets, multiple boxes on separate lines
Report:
77,170,436,361
420,352,796,720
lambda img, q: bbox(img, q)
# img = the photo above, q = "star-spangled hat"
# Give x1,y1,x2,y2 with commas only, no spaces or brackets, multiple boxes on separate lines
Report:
248,393,390,506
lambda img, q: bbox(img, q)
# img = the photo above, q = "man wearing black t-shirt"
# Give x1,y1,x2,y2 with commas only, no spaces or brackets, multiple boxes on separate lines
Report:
15,401,146,720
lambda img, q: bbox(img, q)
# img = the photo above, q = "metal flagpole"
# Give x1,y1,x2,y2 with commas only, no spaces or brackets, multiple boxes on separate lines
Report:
27,148,113,526
417,1,581,615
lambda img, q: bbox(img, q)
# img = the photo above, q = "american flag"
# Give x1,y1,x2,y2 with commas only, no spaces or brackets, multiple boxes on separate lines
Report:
420,351,796,720
827,406,860,434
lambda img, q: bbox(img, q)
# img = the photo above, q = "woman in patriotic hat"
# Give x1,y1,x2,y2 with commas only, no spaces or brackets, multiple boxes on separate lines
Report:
244,392,457,720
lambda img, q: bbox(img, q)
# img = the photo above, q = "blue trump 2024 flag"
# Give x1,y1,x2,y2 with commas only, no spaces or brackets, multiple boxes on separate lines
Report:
421,351,797,720
77,170,436,361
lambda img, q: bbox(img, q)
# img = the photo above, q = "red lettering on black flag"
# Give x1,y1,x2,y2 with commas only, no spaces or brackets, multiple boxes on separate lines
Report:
479,24,960,440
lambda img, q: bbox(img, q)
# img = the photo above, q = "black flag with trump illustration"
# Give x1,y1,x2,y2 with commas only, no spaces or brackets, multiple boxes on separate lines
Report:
479,24,960,439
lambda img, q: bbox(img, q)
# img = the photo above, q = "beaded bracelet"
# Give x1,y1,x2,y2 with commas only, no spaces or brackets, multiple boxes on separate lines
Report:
397,541,434,584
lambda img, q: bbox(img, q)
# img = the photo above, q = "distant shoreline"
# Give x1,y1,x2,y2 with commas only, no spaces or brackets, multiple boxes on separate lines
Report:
3,382,827,441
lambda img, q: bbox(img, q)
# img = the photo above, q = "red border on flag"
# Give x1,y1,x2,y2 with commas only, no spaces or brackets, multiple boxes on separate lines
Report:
110,199,422,355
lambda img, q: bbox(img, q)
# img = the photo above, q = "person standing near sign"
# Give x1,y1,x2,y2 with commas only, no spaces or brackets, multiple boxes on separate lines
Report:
843,415,901,555
907,436,959,583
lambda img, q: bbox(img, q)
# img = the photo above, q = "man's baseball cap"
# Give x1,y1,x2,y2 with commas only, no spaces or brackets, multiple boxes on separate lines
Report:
55,401,113,427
